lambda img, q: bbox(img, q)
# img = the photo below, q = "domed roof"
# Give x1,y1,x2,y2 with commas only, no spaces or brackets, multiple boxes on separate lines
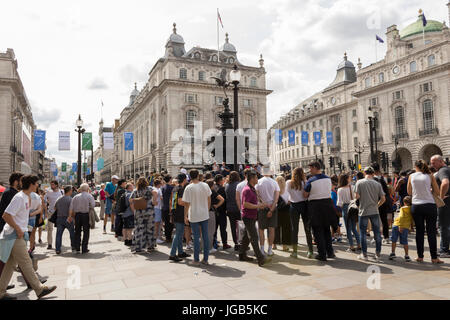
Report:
400,12,443,39
337,52,354,69
221,33,237,53
167,23,185,44
128,83,139,107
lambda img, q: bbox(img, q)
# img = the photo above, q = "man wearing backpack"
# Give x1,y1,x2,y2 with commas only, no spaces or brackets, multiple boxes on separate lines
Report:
121,183,135,246
372,163,392,244
114,179,127,241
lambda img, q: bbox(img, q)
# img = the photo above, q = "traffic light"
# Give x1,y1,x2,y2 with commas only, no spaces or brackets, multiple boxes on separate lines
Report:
381,152,386,166
329,157,334,168
348,160,352,169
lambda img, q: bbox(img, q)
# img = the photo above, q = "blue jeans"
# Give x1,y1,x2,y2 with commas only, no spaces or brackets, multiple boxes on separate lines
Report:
105,198,113,215
341,204,360,247
438,199,450,253
191,219,209,262
55,216,75,252
359,215,382,255
170,222,185,257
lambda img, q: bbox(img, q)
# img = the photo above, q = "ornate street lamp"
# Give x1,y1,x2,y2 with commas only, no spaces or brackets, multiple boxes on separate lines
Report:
75,114,85,187
230,65,241,172
354,142,365,170
367,107,376,164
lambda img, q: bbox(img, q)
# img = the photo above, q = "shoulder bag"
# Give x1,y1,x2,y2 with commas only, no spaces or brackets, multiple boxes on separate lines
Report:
430,174,445,208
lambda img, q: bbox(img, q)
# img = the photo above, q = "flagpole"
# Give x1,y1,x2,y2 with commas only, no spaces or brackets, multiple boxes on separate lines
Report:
217,8,220,62
423,25,425,46
375,37,377,62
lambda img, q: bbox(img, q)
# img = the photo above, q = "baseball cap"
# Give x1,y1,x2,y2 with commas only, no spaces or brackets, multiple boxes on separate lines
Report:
111,175,119,180
363,166,375,174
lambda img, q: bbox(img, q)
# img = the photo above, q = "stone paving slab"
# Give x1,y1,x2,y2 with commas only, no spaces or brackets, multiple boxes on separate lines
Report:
5,208,450,300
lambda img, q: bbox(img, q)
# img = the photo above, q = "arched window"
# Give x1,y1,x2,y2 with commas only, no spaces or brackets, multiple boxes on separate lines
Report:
334,127,341,149
198,71,205,81
427,55,435,67
179,68,187,79
185,110,197,134
423,99,434,131
211,54,218,62
378,72,384,83
250,77,257,87
410,61,417,72
394,106,405,135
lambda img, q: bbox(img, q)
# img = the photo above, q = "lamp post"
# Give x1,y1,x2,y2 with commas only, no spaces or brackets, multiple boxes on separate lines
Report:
393,137,401,171
75,114,85,188
367,107,376,164
218,98,234,165
354,142,365,170
320,143,325,171
230,65,241,172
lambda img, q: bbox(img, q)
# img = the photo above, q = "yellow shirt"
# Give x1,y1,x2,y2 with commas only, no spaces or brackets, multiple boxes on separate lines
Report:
393,206,413,229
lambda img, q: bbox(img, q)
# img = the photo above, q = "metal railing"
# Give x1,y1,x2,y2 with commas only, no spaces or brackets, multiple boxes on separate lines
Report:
419,128,439,136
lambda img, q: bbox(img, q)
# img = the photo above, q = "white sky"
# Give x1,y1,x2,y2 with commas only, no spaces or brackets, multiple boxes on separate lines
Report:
0,0,446,166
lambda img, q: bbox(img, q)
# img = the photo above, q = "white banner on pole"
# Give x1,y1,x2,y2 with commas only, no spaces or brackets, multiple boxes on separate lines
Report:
103,132,114,150
93,162,98,173
58,131,71,151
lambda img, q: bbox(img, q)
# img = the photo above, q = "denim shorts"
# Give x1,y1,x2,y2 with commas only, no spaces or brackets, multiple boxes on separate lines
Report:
154,208,162,223
391,226,408,245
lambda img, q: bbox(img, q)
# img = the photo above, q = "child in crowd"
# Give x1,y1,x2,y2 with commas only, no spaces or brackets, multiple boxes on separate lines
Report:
389,196,412,262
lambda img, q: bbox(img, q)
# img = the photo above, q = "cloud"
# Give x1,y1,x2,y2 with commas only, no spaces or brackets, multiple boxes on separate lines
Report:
87,77,109,90
33,106,62,128
119,64,149,86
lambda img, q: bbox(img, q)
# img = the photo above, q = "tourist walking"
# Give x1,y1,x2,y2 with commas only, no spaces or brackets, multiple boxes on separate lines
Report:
0,175,57,300
255,167,280,257
337,174,361,252
303,161,336,261
99,184,106,220
69,183,95,254
407,160,443,264
104,175,118,233
430,155,450,258
287,167,313,258
161,175,174,242
54,186,76,254
355,166,385,262
182,170,211,265
43,180,63,250
130,177,158,253
239,171,271,266
274,176,292,251
225,171,241,251
168,174,191,262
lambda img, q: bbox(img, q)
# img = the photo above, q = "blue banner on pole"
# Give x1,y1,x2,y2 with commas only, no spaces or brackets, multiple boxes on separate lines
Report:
33,130,46,151
314,131,321,145
274,129,282,145
87,168,91,175
53,168,58,177
288,130,295,146
326,131,333,145
72,163,77,173
301,131,308,145
97,158,104,171
124,132,134,151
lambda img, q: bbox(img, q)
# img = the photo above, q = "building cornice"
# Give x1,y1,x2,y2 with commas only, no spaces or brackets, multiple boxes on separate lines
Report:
352,62,450,98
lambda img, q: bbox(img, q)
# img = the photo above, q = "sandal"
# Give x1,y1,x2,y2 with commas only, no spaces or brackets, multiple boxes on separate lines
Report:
432,259,444,264
415,257,424,262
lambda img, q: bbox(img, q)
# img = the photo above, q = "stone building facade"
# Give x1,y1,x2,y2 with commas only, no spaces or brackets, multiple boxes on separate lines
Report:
113,24,271,178
0,48,43,184
270,6,450,174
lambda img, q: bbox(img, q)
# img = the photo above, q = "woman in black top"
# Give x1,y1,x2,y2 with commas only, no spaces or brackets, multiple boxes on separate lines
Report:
224,171,241,251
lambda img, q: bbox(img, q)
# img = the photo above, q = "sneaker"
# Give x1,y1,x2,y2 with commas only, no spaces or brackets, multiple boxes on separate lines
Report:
258,256,272,267
332,238,337,243
370,239,376,245
404,255,411,262
267,250,274,257
209,248,217,254
357,254,369,261
374,254,382,263
389,253,396,260
234,245,240,252
200,260,209,265
168,256,182,262
178,252,191,258
156,239,164,244
223,244,232,250
439,252,450,258
306,251,314,259
56,251,61,255
239,254,254,262
37,286,57,299
6,284,15,290
47,245,52,250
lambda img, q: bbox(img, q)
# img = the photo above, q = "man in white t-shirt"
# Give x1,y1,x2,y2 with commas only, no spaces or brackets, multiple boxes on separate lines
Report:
182,170,211,265
255,167,280,256
44,180,63,250
0,175,57,300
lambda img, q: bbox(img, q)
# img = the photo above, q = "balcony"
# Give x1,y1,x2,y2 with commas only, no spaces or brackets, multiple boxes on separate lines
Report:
392,132,409,140
419,128,439,136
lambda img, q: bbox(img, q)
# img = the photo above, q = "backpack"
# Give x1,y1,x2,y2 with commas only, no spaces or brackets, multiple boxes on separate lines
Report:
118,192,128,214
121,192,134,218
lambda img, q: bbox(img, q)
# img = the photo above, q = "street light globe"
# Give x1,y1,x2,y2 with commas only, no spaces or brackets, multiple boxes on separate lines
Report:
230,66,241,83
76,115,83,128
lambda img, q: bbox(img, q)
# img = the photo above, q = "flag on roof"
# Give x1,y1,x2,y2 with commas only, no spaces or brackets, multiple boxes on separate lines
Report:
376,35,384,43
217,9,224,28
422,12,427,27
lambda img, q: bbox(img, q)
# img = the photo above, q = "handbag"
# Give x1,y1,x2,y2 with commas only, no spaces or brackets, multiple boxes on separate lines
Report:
48,211,58,224
133,197,148,210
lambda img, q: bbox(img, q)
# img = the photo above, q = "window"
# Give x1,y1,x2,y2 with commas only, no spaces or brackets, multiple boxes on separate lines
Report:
393,90,403,100
423,100,434,131
374,111,380,130
334,127,341,149
319,119,323,126
250,77,257,87
185,93,197,103
353,137,358,147
312,121,316,128
394,106,405,136
352,122,357,132
198,71,205,81
427,55,435,67
410,61,417,72
215,96,223,105
212,55,218,62
243,99,252,107
421,82,433,93
300,125,303,131
194,52,201,59
369,97,378,107
352,109,357,117
306,123,309,130
185,110,197,133
365,77,371,88
179,68,187,79
378,72,384,83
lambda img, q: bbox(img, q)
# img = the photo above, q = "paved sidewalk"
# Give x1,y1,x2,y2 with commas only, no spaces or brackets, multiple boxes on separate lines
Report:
6,209,450,300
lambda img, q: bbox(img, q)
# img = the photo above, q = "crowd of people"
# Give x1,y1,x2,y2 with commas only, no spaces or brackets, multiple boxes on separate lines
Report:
0,154,449,299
